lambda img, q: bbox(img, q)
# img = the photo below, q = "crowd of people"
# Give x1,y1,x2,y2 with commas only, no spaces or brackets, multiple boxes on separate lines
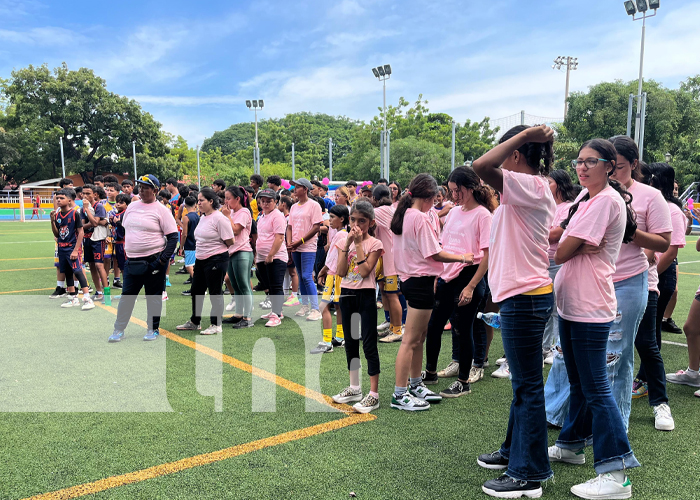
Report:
45,124,700,499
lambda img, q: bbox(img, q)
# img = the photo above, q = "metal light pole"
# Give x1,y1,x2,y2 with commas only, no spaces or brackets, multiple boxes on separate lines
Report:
59,137,66,178
451,121,456,171
246,99,264,175
196,145,201,189
329,138,333,182
292,142,296,180
372,64,392,180
132,141,137,179
552,56,578,119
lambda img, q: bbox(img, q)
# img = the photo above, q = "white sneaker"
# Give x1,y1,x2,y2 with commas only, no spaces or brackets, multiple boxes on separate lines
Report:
570,473,631,500
467,366,484,383
653,403,675,431
409,383,442,402
260,298,272,310
437,361,459,378
295,305,310,317
492,361,510,379
695,389,700,398
81,298,95,310
162,291,168,301
61,296,80,308
391,392,430,411
666,368,700,387
200,324,222,335
306,309,322,321
225,298,236,311
353,394,379,414
377,321,391,332
332,386,362,404
544,350,555,365
378,332,403,343
548,445,586,464
496,356,506,366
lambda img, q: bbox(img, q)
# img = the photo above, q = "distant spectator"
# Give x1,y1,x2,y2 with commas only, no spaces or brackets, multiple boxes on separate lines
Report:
212,179,227,193
250,174,264,195
267,175,282,192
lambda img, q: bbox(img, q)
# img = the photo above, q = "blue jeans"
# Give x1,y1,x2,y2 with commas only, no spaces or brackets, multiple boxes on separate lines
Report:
556,319,641,474
545,271,648,430
292,251,319,311
498,293,554,482
542,260,562,353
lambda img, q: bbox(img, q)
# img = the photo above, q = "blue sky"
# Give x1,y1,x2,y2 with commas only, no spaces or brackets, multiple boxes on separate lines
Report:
2,0,699,146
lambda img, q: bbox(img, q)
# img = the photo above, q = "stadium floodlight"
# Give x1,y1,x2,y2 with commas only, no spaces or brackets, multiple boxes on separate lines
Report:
372,67,379,77
252,100,258,108
384,64,392,75
246,99,265,175
636,0,648,12
259,99,264,108
624,0,637,15
665,152,672,162
377,66,385,76
648,0,659,9
372,64,392,181
552,56,578,119
246,100,252,108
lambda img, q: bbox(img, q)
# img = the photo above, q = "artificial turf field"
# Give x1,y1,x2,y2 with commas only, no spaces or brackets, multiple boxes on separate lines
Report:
1,220,699,500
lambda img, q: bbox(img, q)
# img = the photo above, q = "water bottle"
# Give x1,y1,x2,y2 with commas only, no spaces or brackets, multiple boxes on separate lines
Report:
104,286,111,306
477,312,501,329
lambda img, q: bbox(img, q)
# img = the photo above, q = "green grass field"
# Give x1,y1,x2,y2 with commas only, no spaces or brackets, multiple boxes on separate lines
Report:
1,221,699,499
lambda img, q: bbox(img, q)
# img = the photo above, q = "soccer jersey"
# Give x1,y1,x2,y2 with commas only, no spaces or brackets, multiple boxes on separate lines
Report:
56,208,83,247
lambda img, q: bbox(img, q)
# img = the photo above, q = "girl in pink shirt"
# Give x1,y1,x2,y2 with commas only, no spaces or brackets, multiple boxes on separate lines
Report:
331,200,384,414
390,174,472,412
548,139,640,497
472,125,556,496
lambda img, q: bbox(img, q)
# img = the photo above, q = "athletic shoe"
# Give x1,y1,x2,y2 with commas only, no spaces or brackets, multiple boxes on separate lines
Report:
265,313,282,327
409,382,442,402
548,445,586,464
543,350,554,365
50,286,67,299
421,370,439,385
223,288,231,295
661,317,683,334
570,474,631,500
653,403,675,431
92,293,104,302
108,330,124,343
233,319,255,328
225,298,236,311
666,369,700,387
483,358,490,368
183,278,192,285
310,342,333,354
378,332,402,343
482,475,542,499
496,356,506,366
162,291,168,301
295,305,310,317
377,321,391,332
81,298,95,310
88,286,94,293
353,394,380,414
176,267,188,275
176,320,201,330
632,379,648,399
492,361,510,379
200,324,222,335
176,258,185,264
440,380,471,398
165,278,171,287
143,329,160,341
477,451,509,470
332,386,363,404
112,279,122,289
61,296,80,308
694,389,700,398
222,315,243,324
181,289,192,296
331,337,345,348
468,366,484,383
377,329,391,339
283,295,301,307
438,361,459,378
306,309,322,321
261,311,284,319
444,321,452,331
391,392,430,411
260,298,272,310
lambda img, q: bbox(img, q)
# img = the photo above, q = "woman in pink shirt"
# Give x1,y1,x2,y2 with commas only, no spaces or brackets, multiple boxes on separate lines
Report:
390,174,472,412
423,166,495,397
176,188,234,335
472,125,556,498
222,186,255,329
548,139,640,499
388,181,401,208
331,200,384,414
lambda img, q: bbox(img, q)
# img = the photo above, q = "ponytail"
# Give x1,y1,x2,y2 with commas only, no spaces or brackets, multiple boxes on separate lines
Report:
391,174,438,235
500,125,554,176
226,186,252,213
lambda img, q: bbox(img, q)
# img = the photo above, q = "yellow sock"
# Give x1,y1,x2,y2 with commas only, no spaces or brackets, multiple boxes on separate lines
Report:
323,328,333,343
391,324,402,336
335,324,344,339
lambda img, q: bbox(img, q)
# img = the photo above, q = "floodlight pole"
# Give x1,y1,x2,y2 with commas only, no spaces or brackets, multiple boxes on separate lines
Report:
382,77,387,179
564,58,572,119
254,107,260,175
634,11,647,148
292,142,296,180
132,141,137,179
451,121,456,171
197,145,201,190
329,138,333,182
59,137,66,178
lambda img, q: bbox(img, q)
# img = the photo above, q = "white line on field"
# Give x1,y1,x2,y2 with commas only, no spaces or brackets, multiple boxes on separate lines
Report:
679,260,700,265
0,240,54,244
662,340,688,347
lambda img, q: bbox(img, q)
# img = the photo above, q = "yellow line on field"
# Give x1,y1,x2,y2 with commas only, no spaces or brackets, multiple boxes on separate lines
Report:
0,257,53,261
0,266,54,272
0,287,54,294
679,272,700,276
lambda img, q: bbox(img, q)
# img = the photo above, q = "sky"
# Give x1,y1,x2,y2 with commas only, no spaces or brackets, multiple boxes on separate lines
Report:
2,0,699,146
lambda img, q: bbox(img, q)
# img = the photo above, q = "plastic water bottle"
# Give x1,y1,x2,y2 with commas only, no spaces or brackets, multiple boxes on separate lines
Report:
477,312,501,329
104,286,111,306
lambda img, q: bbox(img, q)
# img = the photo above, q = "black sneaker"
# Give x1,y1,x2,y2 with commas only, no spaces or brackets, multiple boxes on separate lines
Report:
181,289,192,296
421,370,439,385
440,380,471,398
183,278,192,285
482,475,541,498
233,319,255,329
223,288,231,295
252,283,266,292
331,338,345,348
661,317,683,334
477,451,509,470
222,315,244,324
176,267,188,275
50,286,67,299
112,280,122,289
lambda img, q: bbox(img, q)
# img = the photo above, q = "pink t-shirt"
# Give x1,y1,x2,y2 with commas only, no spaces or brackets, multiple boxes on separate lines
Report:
194,210,235,260
548,201,574,261
255,209,288,263
229,208,253,254
394,208,443,279
488,169,555,303
554,186,626,323
441,205,492,282
341,236,384,289
374,205,397,277
122,200,178,258
649,202,688,294
289,200,323,252
613,181,671,283
325,229,348,275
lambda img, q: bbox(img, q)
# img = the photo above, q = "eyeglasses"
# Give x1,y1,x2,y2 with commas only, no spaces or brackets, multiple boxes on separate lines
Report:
572,158,610,169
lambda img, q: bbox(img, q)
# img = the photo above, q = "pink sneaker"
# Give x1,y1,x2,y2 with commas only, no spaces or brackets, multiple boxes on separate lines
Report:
265,313,282,327
261,311,284,319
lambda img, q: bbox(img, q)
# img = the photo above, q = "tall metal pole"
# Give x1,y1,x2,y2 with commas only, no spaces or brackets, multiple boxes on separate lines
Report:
254,107,260,175
197,145,201,190
59,137,66,178
639,92,647,160
379,130,384,177
626,94,635,137
564,57,572,120
451,121,456,171
634,12,646,146
329,138,333,182
132,141,137,179
386,129,391,183
292,142,296,180
383,78,388,179
520,110,525,126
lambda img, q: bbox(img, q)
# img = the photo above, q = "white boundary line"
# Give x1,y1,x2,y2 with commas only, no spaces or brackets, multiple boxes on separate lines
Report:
662,340,688,347
0,240,54,244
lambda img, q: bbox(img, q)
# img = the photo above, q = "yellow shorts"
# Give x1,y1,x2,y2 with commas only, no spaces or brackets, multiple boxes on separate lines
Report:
104,241,114,259
375,256,384,281
322,274,342,303
382,274,399,293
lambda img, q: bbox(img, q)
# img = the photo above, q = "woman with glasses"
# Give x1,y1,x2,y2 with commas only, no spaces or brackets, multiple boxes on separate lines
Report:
547,139,640,500
388,181,401,208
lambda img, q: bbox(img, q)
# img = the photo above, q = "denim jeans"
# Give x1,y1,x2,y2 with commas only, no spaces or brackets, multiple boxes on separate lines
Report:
228,250,254,317
542,260,562,353
473,274,490,366
498,293,554,482
292,251,319,311
545,271,648,430
114,255,167,332
555,319,641,475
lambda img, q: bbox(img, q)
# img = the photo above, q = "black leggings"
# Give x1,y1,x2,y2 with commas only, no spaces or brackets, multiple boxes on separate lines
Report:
256,259,286,315
64,266,88,291
425,265,485,381
190,252,229,326
339,288,380,376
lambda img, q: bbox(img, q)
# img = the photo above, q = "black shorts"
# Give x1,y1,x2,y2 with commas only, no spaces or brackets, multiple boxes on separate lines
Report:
114,242,126,271
400,276,436,310
84,239,106,263
57,247,83,274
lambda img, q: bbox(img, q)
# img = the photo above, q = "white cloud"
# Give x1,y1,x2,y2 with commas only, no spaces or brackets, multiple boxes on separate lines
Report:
130,95,242,106
329,0,366,17
0,26,86,46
